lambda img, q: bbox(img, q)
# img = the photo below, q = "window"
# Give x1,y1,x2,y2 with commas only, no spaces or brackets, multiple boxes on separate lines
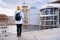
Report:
45,8,53,15
46,21,49,25
50,16,53,20
54,21,56,25
43,17,45,20
46,16,53,20
41,17,45,20
41,9,44,15
59,9,60,24
54,16,57,20
50,21,53,25
45,9,49,15
50,8,53,14
46,21,53,25
41,21,44,25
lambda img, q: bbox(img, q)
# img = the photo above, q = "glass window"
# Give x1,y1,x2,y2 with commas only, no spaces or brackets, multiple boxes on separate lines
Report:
41,21,44,25
46,21,53,25
50,8,53,14
46,17,49,20
49,16,53,20
41,17,45,20
45,8,53,15
41,9,44,15
50,21,53,25
46,16,53,20
43,17,45,20
54,8,58,14
54,21,56,25
54,16,57,20
46,22,48,25
45,9,49,15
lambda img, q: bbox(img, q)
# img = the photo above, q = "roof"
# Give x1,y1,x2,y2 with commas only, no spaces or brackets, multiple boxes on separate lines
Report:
40,0,60,10
40,3,60,10
40,4,60,10
50,0,60,3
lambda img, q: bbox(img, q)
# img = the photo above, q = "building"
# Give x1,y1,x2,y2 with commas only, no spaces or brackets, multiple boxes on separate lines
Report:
22,2,28,26
40,0,60,29
0,14,8,26
28,7,39,25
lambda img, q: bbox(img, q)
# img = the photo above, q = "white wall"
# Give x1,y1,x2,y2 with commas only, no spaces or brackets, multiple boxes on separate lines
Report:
28,8,39,25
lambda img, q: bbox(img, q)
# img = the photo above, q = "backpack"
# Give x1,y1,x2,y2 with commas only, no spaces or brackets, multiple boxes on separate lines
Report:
15,11,21,21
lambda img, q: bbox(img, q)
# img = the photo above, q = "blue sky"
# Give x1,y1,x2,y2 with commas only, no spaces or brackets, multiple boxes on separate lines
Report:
0,0,56,16
0,0,56,9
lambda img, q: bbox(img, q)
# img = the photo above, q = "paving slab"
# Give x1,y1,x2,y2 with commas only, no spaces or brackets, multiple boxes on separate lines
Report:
0,26,60,40
31,28,60,40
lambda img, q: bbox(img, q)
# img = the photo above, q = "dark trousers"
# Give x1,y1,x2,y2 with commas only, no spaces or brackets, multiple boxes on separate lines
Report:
16,24,22,36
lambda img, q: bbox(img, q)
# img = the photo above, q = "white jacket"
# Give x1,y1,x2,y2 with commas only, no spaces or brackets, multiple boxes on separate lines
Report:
14,10,24,24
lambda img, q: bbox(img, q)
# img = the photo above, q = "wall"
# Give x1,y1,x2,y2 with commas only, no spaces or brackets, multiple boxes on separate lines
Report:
28,7,39,25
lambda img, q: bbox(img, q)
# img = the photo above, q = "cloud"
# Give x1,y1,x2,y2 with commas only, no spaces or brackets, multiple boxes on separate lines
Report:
0,7,15,16
0,0,9,8
0,0,23,9
0,0,57,16
2,0,18,4
28,0,53,9
0,0,56,9
2,0,24,6
0,0,14,9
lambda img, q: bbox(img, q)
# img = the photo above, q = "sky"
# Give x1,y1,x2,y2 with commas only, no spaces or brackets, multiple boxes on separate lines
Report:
0,0,56,16
0,0,56,9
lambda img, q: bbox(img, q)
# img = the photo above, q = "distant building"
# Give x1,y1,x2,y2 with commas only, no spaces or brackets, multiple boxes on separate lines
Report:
40,0,60,29
22,2,28,26
0,14,8,26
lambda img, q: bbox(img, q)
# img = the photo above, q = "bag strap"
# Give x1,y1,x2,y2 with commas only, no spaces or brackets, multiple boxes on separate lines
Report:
19,11,21,14
15,11,22,16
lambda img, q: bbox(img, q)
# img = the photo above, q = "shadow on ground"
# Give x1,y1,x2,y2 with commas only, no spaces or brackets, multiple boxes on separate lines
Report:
22,25,39,32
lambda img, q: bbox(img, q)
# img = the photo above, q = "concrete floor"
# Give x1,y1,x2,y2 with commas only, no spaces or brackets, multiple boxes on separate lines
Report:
0,25,60,40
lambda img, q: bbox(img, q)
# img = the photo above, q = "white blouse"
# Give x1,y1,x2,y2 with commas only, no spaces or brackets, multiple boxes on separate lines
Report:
14,10,24,24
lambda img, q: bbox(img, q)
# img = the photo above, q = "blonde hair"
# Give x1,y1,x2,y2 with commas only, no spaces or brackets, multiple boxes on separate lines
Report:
17,6,21,10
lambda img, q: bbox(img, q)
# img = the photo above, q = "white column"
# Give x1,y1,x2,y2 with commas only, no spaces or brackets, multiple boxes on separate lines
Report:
58,9,59,27
53,8,54,27
39,14,41,29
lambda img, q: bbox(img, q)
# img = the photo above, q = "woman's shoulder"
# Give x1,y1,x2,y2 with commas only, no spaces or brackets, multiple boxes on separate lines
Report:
15,10,21,13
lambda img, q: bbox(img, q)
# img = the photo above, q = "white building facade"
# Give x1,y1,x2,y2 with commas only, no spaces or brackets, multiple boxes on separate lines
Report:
40,0,60,29
28,7,39,25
